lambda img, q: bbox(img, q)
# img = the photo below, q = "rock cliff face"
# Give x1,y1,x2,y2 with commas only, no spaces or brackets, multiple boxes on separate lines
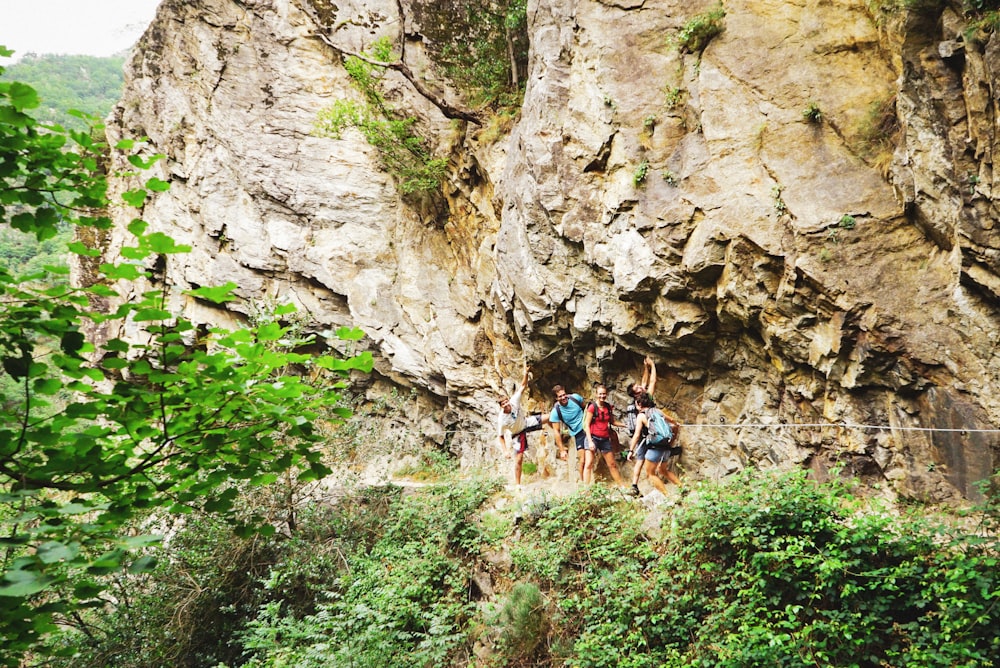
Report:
101,0,1000,502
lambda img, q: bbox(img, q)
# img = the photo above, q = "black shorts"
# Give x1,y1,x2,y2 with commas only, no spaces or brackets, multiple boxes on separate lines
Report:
590,435,613,453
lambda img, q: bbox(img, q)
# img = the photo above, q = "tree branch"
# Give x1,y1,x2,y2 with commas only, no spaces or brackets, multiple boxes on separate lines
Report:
299,1,482,125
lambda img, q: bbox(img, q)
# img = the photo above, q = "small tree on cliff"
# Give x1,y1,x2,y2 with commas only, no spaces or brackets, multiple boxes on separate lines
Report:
0,48,372,666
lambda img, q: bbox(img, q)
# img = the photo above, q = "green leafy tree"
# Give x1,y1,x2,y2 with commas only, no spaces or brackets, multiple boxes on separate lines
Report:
412,0,528,110
0,47,373,666
0,53,125,132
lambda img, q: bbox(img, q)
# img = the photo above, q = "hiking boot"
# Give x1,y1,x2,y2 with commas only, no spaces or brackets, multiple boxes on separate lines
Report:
630,484,642,497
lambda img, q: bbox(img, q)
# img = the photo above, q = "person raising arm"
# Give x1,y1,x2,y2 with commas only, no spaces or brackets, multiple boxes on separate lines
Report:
496,366,549,485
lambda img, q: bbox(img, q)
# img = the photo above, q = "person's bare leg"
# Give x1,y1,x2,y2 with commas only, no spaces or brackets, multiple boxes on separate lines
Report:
663,465,681,486
603,452,625,486
514,451,524,485
631,458,643,486
583,449,596,484
644,460,668,495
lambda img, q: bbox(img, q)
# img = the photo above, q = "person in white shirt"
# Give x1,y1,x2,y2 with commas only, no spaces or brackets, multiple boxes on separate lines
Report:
497,366,550,484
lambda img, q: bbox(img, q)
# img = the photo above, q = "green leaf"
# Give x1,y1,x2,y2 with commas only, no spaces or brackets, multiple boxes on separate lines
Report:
36,541,79,564
127,218,148,237
60,331,86,356
7,82,40,111
87,549,126,575
336,326,367,341
133,308,172,322
118,246,150,260
297,469,319,484
257,322,283,342
146,232,191,254
251,473,279,486
119,535,162,549
32,378,62,395
101,357,128,370
67,241,101,257
126,153,164,169
145,177,170,192
103,339,131,353
56,503,99,516
315,351,374,373
72,580,105,599
100,263,145,280
0,570,53,598
187,282,239,304
121,189,147,207
127,555,158,574
3,354,31,379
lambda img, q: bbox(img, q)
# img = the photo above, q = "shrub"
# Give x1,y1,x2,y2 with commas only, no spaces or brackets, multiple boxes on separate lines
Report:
47,513,280,668
674,7,726,54
633,160,650,187
493,582,549,664
51,471,1000,668
803,101,823,123
315,38,447,194
515,470,1000,668
233,479,502,668
855,94,899,177
418,0,528,111
663,85,684,109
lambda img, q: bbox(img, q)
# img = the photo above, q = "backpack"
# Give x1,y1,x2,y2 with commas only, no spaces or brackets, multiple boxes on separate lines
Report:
645,407,675,448
587,401,614,428
625,396,655,433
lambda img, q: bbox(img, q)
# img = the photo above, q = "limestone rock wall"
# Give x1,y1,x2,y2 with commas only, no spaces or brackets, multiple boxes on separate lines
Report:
102,0,1000,502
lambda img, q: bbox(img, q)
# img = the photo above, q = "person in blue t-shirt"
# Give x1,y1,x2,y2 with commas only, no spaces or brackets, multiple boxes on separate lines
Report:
549,384,589,483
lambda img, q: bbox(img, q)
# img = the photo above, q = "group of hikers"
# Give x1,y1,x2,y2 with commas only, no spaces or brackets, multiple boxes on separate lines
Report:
496,357,682,497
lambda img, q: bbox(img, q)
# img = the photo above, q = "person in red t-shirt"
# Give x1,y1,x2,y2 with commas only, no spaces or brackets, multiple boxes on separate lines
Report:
582,384,627,488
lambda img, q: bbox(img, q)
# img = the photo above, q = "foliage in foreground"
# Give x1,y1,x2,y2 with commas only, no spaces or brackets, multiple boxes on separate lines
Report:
50,479,504,668
52,469,1000,668
0,53,373,666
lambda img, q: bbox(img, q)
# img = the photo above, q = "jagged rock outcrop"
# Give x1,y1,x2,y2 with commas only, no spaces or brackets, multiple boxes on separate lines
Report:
99,0,1000,503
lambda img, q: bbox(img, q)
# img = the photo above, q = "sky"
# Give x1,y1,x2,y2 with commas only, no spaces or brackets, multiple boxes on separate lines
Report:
1,0,162,63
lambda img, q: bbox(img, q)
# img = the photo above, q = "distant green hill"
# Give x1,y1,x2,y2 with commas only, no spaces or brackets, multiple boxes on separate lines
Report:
1,53,125,130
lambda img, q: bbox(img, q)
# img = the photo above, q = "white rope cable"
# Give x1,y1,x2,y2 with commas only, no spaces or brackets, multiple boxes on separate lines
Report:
677,423,1000,433
441,423,1000,436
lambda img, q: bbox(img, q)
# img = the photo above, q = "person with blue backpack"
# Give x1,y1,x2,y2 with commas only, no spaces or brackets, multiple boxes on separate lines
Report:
549,384,590,483
625,356,657,496
628,393,682,496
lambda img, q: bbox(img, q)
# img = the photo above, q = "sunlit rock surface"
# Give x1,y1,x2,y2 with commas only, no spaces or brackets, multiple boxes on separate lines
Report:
99,0,1000,502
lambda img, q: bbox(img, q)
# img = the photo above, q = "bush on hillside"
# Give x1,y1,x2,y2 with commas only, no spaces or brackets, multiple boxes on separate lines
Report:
50,471,1000,668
